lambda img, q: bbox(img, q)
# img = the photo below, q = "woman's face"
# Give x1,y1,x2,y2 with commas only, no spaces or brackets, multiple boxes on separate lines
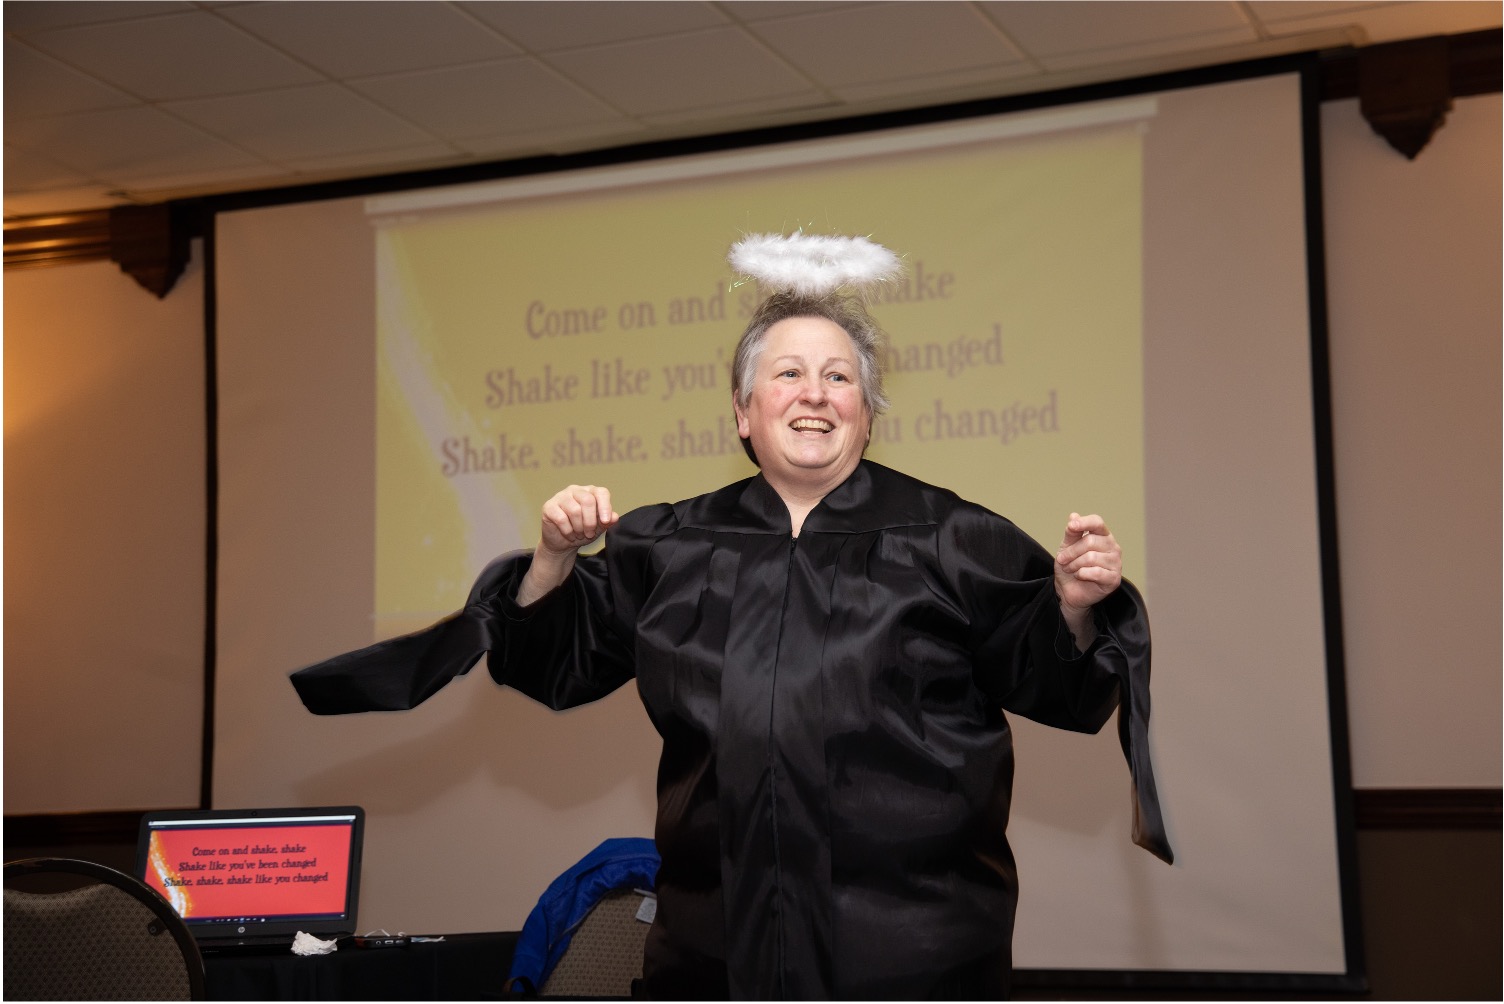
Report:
734,316,872,499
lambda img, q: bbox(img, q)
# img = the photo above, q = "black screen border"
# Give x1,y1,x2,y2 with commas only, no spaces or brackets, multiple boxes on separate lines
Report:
134,805,365,943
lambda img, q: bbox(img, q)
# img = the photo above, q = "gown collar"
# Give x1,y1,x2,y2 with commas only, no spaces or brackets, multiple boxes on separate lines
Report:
679,460,940,536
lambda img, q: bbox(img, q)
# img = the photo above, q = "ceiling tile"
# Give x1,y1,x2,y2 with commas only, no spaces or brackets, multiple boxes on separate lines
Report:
4,105,262,180
747,3,1026,89
455,120,651,157
219,1,520,79
1,1,191,34
162,84,438,161
544,27,819,116
718,2,868,23
1245,1,1401,24
461,1,727,52
5,39,138,119
980,1,1252,57
350,59,624,141
1039,26,1264,73
3,0,1493,214
3,143,96,192
827,61,1042,106
449,134,547,161
22,10,324,101
275,142,468,176
1248,0,1502,42
109,162,295,197
638,93,844,128
4,184,129,214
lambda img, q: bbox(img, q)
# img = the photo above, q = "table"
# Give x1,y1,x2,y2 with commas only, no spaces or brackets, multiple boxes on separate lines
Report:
203,932,519,1000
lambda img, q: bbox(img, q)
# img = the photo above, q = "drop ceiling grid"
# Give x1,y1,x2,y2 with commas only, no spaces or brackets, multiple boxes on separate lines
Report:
2,0,1499,213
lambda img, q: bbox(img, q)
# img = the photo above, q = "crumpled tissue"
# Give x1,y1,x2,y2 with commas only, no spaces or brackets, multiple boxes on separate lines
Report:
291,931,339,956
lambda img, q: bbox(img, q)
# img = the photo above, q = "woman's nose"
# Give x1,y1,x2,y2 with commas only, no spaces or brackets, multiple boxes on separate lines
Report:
799,375,826,403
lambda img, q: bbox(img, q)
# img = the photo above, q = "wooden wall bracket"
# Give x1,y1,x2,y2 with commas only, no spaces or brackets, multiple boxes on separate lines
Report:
1359,36,1454,159
1323,28,1500,158
108,202,192,298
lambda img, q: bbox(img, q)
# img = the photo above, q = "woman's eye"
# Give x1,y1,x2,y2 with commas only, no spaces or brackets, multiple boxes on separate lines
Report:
780,369,799,378
828,372,849,382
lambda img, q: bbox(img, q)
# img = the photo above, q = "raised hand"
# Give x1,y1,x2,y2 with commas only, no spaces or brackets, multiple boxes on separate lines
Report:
1054,512,1123,648
539,484,617,557
519,485,618,605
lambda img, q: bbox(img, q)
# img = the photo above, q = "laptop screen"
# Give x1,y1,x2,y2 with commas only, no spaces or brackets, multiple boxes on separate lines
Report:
135,806,364,943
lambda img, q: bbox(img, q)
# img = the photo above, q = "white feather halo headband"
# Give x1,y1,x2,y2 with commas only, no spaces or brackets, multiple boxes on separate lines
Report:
728,232,902,298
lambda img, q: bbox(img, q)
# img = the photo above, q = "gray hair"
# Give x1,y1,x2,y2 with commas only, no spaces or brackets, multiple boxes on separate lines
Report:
730,292,890,467
731,291,890,414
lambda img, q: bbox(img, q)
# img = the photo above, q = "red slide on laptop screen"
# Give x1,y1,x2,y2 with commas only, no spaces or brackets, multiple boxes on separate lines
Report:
142,823,352,919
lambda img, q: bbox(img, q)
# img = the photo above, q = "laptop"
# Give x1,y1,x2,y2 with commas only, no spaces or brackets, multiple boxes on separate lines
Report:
135,806,364,952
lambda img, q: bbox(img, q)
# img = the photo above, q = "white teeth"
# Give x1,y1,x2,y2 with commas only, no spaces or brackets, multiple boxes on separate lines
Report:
790,418,833,432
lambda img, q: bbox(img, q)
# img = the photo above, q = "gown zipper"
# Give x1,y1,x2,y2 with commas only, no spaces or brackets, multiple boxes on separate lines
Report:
766,534,798,997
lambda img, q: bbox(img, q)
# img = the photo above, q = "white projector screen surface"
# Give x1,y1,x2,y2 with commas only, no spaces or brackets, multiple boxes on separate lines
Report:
214,72,1347,976
368,103,1149,638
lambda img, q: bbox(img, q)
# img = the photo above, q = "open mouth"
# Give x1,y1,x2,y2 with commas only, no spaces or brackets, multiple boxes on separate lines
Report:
790,418,833,434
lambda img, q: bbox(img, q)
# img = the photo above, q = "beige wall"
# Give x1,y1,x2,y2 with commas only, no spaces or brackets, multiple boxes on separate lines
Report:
2,93,1499,816
1323,93,1502,788
4,252,206,811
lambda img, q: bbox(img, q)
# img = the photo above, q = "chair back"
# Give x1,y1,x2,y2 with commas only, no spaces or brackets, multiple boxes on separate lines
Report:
4,857,206,1000
539,888,651,998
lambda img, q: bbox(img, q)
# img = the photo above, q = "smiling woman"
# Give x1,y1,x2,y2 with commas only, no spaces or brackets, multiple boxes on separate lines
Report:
291,232,1171,999
732,315,873,532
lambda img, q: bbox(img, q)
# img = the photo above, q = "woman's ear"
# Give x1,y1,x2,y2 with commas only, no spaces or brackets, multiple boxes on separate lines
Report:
733,391,751,439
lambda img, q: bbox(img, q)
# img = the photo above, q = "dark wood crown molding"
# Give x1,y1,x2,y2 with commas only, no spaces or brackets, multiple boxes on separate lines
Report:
3,202,197,298
3,209,112,269
1353,787,1502,829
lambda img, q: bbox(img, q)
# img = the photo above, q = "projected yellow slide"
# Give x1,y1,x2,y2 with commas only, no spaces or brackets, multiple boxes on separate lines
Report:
373,117,1146,636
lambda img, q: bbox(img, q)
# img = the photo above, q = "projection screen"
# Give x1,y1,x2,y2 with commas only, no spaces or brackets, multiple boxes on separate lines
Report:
212,68,1354,981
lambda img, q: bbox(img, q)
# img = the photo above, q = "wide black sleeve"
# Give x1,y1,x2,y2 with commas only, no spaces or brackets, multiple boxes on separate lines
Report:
484,504,674,710
288,504,674,715
950,506,1174,865
289,552,525,714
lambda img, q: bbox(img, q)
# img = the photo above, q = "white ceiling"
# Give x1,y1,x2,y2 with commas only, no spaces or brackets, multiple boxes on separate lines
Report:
5,0,1500,217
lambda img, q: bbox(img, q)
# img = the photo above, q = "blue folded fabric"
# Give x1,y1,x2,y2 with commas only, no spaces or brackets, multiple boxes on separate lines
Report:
505,837,659,995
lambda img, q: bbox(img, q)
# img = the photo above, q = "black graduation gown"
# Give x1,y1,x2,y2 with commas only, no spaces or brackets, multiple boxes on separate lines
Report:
291,460,1172,1000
